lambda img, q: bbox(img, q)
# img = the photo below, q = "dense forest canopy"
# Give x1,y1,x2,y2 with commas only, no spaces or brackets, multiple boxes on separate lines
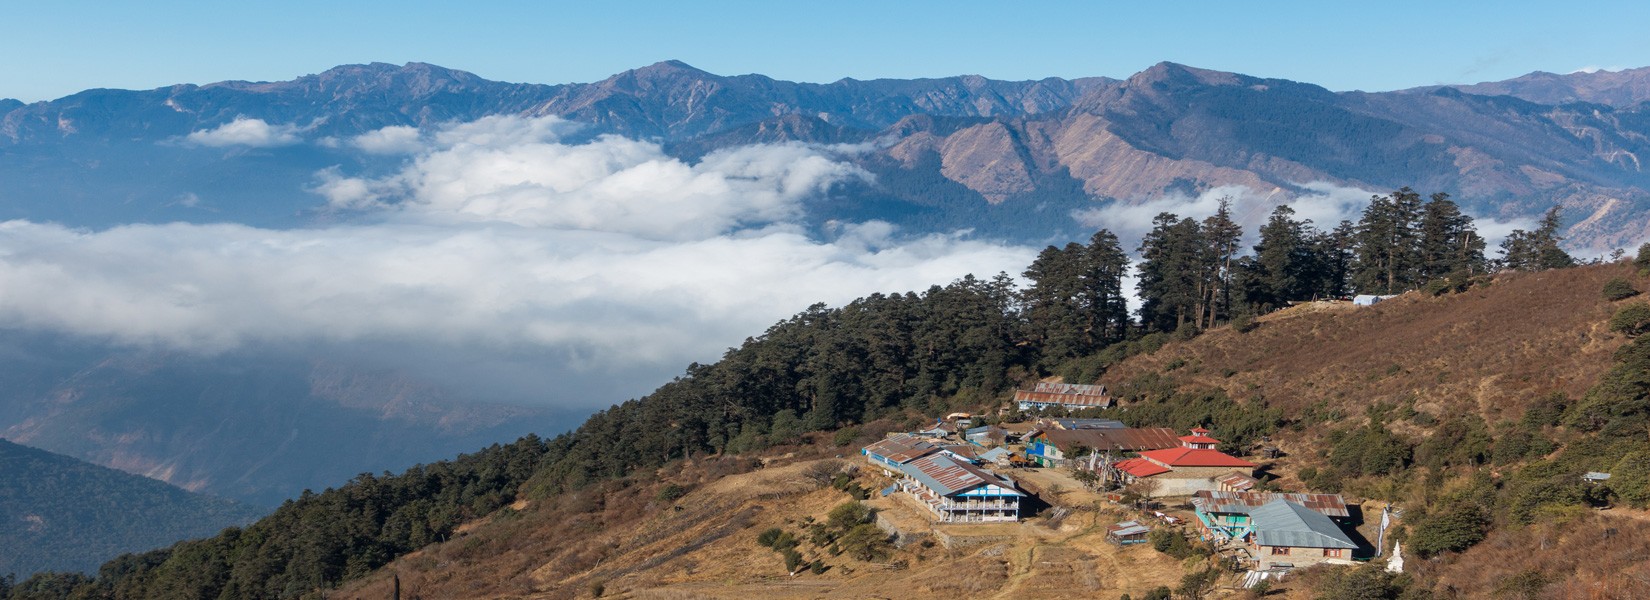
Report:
0,189,1597,599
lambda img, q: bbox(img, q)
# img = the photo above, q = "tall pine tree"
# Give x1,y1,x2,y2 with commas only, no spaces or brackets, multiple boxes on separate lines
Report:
1197,198,1245,329
1137,213,1206,332
1353,187,1426,294
1417,192,1486,280
1499,206,1574,272
1081,229,1132,347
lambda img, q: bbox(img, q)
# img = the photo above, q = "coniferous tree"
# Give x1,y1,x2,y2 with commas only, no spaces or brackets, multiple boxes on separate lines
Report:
1197,198,1244,329
1417,192,1486,280
1316,220,1357,299
1499,206,1574,272
1353,187,1425,294
1022,243,1087,365
1239,205,1317,311
1137,213,1206,332
1080,229,1132,347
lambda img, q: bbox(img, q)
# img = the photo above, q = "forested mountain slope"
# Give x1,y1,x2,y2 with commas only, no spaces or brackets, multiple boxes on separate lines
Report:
0,439,261,576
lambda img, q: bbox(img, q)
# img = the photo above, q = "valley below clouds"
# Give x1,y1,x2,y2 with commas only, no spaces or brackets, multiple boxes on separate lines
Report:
0,116,1039,407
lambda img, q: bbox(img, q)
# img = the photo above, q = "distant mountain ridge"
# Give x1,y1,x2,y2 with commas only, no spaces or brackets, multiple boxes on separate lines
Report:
0,437,262,575
1408,66,1650,108
3,60,1650,247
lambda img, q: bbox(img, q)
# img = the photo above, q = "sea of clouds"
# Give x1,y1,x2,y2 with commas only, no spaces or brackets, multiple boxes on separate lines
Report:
0,115,1543,408
0,116,1036,405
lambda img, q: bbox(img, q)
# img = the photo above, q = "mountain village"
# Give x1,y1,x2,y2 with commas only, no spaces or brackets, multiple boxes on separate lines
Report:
859,381,1383,588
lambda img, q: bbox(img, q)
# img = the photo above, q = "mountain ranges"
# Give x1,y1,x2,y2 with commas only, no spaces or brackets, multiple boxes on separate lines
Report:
4,60,1650,247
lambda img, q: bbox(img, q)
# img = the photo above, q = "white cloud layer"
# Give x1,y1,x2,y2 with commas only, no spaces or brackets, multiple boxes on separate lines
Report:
1073,182,1534,250
0,115,1032,407
0,220,1030,371
184,117,303,148
319,116,869,240
349,125,423,154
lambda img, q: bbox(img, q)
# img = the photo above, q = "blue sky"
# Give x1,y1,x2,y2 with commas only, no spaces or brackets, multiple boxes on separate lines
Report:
3,1,1648,101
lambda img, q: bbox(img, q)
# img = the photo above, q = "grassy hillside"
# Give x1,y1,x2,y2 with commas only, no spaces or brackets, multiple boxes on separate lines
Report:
314,263,1650,599
1101,263,1625,423
328,439,1193,600
0,439,262,576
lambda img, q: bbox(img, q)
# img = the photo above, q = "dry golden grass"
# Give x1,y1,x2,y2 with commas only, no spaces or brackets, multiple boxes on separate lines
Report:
332,452,1197,600
1106,265,1632,424
1413,511,1650,599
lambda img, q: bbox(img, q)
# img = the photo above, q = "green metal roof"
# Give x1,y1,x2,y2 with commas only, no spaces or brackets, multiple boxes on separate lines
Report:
1250,499,1357,550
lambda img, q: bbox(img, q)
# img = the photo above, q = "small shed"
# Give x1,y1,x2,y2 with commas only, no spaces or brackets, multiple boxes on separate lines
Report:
1353,294,1396,306
1107,520,1152,545
1583,472,1613,483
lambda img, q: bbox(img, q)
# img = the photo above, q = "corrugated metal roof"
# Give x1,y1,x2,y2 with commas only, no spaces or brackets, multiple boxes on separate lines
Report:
1039,428,1182,453
1014,390,1113,407
1216,473,1259,491
863,434,939,464
978,447,1012,462
1050,418,1125,430
1033,382,1108,395
1109,520,1151,536
1250,500,1357,549
1137,447,1256,468
896,454,1022,497
1192,491,1349,518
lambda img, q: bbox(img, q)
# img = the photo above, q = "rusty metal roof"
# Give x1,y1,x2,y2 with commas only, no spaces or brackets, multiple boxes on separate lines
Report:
863,434,939,464
1014,390,1112,407
1191,491,1350,518
1038,427,1182,453
898,454,1021,497
1033,382,1107,395
1216,472,1259,491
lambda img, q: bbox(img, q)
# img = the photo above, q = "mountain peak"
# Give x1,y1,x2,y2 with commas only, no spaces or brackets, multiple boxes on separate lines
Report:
630,60,715,79
1129,61,1244,88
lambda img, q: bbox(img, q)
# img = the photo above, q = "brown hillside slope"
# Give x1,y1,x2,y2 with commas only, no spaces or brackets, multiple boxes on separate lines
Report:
331,453,1187,600
1101,263,1633,427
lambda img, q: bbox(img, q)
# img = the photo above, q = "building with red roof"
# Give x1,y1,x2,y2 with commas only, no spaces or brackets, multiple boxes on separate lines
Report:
1110,428,1258,496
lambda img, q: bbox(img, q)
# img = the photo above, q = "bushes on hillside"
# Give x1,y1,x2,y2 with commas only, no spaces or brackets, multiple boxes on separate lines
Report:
1610,451,1650,508
1608,303,1650,336
1409,502,1489,558
1147,528,1207,560
1328,426,1413,477
1603,277,1640,301
1310,564,1415,600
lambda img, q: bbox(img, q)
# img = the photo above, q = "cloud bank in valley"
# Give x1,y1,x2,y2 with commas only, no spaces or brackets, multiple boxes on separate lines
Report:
0,116,1037,406
184,117,304,148
318,117,868,240
1072,181,1537,250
